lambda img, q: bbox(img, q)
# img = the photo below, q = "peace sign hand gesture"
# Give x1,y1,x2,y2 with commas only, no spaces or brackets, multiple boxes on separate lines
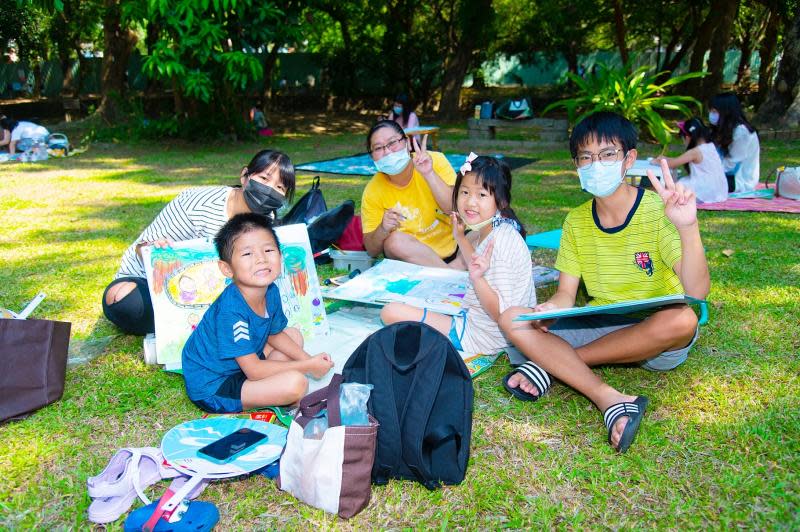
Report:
647,158,698,229
468,238,494,282
411,134,433,177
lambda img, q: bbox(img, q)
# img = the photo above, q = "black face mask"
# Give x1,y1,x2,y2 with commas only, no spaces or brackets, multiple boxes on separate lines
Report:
243,177,285,216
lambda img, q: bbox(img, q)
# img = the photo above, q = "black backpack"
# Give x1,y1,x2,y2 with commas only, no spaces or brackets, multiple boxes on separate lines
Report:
306,200,355,264
343,322,473,489
282,175,327,225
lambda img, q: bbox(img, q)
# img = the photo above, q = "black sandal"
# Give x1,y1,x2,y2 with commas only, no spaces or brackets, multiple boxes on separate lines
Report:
502,361,551,402
603,396,649,453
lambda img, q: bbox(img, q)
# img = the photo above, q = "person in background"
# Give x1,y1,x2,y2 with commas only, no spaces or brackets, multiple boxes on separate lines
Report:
651,118,728,204
0,116,49,154
249,100,272,137
708,92,760,193
386,93,420,131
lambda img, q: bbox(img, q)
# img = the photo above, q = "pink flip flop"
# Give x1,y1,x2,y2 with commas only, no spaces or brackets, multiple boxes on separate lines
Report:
87,447,180,524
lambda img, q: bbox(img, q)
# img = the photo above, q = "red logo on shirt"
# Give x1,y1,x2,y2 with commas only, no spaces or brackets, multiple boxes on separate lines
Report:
634,252,654,276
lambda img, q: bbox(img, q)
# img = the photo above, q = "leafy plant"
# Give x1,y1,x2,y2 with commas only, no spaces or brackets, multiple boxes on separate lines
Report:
543,64,707,146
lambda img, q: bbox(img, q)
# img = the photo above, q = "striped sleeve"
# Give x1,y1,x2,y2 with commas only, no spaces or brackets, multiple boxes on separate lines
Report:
115,187,230,278
656,207,682,269
484,225,535,313
554,212,582,278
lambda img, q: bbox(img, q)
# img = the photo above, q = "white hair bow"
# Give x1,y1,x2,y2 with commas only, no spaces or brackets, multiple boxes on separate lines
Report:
459,152,479,175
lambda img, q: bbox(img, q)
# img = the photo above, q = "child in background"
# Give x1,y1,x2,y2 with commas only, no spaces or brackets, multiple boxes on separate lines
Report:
381,155,535,355
708,92,760,193
249,101,272,136
182,213,333,413
651,118,728,203
500,112,709,453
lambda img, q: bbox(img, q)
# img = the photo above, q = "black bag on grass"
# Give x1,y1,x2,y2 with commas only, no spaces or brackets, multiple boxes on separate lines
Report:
282,176,327,225
307,200,355,264
343,322,473,489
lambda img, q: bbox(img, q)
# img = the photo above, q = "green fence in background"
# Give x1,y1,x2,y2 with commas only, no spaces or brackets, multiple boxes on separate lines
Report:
0,49,763,99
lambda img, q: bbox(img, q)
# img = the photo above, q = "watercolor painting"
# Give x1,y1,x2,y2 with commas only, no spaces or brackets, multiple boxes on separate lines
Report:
143,224,329,370
324,259,468,315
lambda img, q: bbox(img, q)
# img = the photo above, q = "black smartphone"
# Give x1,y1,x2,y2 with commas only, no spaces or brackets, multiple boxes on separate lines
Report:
197,428,268,463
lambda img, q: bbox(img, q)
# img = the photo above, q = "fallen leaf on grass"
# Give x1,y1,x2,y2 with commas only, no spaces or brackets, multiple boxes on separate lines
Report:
722,249,734,257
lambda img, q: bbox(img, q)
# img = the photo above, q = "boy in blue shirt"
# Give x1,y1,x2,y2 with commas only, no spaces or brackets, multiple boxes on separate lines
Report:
182,213,333,413
500,112,710,453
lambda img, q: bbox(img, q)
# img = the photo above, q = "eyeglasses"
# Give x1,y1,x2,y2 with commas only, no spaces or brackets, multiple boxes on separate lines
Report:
369,136,406,155
573,147,625,168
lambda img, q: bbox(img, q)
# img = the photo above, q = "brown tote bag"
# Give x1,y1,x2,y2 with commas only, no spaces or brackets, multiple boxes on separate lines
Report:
0,319,71,422
278,374,378,518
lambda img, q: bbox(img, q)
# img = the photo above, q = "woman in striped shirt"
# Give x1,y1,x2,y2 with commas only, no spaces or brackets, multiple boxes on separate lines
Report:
102,149,296,335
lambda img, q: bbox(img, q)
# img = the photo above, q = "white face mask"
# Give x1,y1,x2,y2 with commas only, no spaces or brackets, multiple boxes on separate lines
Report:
374,148,411,175
577,160,625,198
464,213,498,232
708,111,720,125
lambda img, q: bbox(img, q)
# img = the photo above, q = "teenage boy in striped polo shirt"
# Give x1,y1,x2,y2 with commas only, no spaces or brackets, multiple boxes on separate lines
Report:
499,112,710,453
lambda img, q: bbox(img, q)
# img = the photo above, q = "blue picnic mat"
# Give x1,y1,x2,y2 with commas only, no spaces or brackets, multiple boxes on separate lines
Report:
295,153,536,176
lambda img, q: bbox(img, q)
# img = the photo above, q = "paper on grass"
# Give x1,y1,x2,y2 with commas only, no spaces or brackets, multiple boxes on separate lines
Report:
513,294,705,322
305,305,502,393
143,224,329,369
324,259,468,316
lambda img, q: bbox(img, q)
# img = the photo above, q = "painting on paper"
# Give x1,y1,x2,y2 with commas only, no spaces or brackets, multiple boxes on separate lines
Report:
324,259,468,315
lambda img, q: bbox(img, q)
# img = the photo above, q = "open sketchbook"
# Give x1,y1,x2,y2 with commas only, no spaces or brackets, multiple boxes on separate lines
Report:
513,294,705,322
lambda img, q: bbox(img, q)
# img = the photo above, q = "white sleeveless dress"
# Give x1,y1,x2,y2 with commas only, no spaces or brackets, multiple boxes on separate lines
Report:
682,142,728,204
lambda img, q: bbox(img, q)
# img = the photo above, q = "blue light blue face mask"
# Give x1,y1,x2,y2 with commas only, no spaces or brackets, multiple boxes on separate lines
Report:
577,160,625,197
393,106,403,115
374,148,411,175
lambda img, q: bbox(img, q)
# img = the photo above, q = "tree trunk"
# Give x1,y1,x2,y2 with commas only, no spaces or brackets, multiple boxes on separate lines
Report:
261,42,282,107
755,10,780,105
437,0,492,120
701,0,739,102
612,0,629,67
755,11,800,126
32,63,42,98
685,7,717,97
98,0,137,122
735,32,753,89
437,45,472,119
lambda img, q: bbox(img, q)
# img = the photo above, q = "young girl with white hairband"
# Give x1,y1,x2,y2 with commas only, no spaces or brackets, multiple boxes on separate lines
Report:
380,153,536,355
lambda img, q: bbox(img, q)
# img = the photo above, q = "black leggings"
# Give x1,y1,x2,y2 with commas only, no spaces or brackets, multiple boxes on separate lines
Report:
102,277,154,336
726,173,736,193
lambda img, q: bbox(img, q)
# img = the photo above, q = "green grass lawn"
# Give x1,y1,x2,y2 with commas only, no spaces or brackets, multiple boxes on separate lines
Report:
0,131,798,529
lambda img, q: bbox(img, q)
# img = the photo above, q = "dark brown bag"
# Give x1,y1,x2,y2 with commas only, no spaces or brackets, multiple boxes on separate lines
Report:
0,319,71,422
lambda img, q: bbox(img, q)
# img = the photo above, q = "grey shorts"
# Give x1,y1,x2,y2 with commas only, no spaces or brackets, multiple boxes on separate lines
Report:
548,313,699,371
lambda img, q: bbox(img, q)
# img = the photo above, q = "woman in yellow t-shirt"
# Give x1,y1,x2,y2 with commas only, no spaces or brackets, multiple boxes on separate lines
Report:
361,120,462,268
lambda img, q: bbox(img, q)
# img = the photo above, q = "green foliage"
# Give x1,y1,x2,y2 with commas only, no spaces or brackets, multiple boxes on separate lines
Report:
131,0,298,133
544,64,707,146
